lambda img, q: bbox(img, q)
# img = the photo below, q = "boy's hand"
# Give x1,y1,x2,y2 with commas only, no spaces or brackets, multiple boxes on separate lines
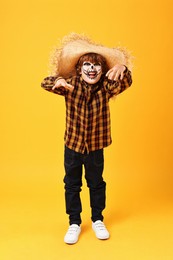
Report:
106,64,126,81
52,78,74,91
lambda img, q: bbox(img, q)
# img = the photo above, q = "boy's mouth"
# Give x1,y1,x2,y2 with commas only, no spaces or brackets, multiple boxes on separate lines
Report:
88,71,97,79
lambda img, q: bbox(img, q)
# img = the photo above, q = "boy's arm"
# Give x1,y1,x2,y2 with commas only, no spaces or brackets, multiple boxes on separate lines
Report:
104,65,132,98
41,76,73,96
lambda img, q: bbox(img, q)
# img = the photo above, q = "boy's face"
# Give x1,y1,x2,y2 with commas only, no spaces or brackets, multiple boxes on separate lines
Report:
81,61,102,84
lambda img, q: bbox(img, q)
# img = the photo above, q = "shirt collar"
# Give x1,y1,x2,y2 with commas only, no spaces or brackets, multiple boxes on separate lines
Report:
79,75,103,92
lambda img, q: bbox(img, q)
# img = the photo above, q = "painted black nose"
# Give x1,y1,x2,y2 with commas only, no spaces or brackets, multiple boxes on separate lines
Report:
91,65,94,69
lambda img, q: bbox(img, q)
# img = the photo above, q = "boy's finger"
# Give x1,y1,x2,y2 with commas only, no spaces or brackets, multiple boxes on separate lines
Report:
52,85,57,90
120,71,124,80
106,68,114,77
106,70,110,77
114,71,120,81
107,71,116,80
65,84,74,90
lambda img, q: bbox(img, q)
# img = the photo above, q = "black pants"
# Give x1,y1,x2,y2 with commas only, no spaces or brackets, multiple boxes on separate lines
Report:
64,146,106,225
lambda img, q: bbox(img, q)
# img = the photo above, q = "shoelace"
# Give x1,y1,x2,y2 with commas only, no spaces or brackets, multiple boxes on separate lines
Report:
94,222,106,231
67,226,79,235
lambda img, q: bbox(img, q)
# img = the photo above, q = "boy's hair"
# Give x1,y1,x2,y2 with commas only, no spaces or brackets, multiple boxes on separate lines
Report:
75,53,108,75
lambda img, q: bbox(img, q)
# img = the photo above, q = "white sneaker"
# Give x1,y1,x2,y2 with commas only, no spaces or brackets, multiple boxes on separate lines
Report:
64,224,81,244
92,220,110,240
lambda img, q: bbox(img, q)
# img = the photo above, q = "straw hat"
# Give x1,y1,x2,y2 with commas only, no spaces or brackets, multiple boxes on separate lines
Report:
49,33,133,77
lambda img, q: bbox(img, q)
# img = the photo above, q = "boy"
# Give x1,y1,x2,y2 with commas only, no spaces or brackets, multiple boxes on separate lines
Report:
41,33,132,244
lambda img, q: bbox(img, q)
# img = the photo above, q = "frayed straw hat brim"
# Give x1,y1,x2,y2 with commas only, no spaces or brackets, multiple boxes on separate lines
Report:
49,33,132,77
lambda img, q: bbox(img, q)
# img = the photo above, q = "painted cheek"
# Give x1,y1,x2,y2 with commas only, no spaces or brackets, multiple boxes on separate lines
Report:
81,70,102,84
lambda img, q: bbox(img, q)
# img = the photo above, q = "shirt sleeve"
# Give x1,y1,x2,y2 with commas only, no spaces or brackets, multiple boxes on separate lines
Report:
41,76,68,96
103,68,132,99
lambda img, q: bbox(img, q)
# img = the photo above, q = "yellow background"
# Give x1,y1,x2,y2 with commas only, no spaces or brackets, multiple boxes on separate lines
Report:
1,0,173,259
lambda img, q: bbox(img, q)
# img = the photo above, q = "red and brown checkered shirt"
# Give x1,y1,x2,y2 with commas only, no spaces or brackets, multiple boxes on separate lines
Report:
41,70,132,154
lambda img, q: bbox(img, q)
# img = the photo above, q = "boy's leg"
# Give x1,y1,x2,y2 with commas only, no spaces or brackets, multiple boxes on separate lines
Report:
84,149,106,222
64,146,83,226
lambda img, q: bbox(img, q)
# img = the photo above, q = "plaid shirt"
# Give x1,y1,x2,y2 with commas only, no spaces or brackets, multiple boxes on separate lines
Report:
41,70,132,154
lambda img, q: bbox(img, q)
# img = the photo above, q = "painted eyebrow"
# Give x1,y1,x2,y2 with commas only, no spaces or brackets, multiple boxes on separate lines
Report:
83,62,91,66
83,62,101,66
94,62,102,66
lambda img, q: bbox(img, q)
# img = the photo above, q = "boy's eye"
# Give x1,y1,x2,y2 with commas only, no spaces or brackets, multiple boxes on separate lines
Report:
83,62,91,66
94,63,101,67
83,62,101,67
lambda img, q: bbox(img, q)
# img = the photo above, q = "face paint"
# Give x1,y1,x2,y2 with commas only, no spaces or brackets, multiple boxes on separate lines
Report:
81,61,102,84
